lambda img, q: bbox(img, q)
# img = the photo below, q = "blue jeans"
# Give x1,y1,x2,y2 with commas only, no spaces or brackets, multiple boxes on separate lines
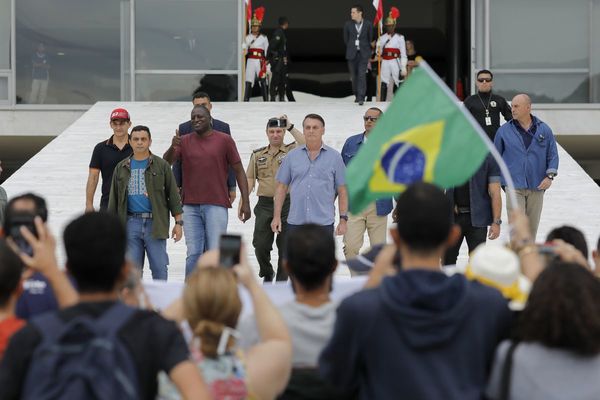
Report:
183,204,228,276
126,216,169,280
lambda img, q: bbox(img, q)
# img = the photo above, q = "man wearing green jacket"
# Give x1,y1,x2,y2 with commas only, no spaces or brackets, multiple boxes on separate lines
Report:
108,125,183,280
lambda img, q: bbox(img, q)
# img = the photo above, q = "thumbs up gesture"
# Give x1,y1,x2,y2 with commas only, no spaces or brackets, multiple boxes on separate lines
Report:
171,129,181,147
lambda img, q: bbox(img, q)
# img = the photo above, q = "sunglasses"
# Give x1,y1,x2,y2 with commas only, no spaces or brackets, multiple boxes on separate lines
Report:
477,78,492,83
363,116,379,122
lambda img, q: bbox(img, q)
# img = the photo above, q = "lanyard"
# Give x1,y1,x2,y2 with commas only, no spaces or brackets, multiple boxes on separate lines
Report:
477,92,492,116
355,21,363,37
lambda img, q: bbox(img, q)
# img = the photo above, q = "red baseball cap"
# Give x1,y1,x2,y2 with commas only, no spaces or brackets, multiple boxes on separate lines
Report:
110,108,130,121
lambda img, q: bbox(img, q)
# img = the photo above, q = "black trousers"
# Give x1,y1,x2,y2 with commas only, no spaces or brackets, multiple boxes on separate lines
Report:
443,213,487,265
252,196,290,281
347,51,370,101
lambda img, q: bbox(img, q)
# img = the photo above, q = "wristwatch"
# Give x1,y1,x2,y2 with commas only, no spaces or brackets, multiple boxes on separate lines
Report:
175,220,184,226
339,214,349,221
547,173,556,180
493,219,502,225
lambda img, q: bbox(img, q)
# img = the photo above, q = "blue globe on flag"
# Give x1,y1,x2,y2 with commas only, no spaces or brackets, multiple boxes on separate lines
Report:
380,142,426,184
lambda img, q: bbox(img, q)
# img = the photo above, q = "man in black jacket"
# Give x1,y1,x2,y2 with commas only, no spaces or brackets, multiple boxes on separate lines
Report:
463,69,512,141
268,16,292,102
343,5,373,106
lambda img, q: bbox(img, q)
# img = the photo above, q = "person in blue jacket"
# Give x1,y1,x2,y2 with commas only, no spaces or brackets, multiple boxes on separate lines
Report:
340,107,393,260
494,94,559,238
319,182,513,400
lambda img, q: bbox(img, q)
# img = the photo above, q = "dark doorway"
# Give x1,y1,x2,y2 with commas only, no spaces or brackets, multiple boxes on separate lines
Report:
253,0,471,98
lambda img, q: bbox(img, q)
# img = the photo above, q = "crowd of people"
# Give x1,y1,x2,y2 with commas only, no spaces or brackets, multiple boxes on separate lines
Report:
0,67,598,399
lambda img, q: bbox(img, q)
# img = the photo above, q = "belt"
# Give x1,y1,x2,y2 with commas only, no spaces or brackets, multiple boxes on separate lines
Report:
248,49,265,59
456,206,471,214
128,212,153,219
382,49,401,60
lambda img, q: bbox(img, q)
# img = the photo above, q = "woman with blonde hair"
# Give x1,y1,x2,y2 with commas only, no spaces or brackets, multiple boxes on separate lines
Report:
160,248,292,400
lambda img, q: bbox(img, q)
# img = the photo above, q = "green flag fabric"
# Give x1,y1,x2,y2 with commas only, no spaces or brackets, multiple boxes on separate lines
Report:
347,62,491,214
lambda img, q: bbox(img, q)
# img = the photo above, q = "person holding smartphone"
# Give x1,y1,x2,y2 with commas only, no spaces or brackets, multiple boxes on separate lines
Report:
245,115,304,282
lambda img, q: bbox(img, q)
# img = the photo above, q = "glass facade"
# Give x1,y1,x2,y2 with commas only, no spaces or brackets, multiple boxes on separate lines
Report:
475,0,600,103
1,0,600,105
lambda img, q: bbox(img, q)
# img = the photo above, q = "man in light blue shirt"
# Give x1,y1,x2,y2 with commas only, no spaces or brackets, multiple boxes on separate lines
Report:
271,114,348,237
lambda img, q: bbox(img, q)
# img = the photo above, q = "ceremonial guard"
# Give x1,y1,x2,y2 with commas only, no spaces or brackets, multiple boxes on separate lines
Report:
376,8,407,101
245,116,304,282
243,7,269,101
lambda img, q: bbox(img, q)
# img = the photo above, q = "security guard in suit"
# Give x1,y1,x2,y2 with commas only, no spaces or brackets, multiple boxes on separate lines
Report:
245,115,305,281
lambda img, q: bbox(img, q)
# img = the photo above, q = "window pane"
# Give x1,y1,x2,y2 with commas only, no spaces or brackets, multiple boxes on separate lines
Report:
136,74,238,101
0,77,8,100
16,0,126,104
135,0,238,70
490,0,589,69
0,0,10,69
494,73,589,103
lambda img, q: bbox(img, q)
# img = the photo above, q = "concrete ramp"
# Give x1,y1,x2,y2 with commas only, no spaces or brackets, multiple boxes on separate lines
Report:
4,101,600,281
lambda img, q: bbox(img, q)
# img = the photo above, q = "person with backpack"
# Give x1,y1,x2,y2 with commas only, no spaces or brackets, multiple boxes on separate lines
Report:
0,212,210,399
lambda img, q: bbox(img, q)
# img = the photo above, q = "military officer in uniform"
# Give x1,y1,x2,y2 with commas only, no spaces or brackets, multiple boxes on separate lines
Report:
268,16,290,102
243,7,269,101
245,115,305,281
376,8,407,101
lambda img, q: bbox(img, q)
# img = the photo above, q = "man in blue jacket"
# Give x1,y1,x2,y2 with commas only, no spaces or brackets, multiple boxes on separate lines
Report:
494,94,559,238
319,182,513,400
341,107,392,260
168,92,237,204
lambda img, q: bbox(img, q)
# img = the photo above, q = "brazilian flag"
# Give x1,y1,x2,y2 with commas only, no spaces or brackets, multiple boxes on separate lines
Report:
347,62,491,214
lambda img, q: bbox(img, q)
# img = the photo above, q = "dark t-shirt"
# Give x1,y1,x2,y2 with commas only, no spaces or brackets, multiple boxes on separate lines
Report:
0,301,189,400
463,92,512,141
174,131,241,207
89,137,132,209
454,181,471,209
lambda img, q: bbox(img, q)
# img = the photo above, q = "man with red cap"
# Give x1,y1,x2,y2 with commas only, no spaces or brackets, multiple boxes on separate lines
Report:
86,108,133,211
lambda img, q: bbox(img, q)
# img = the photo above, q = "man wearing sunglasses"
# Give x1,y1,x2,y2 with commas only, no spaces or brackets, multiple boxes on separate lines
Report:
340,107,393,260
463,70,512,141
246,116,304,282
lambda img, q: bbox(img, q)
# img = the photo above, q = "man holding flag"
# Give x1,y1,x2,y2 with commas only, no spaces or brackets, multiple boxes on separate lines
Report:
376,8,407,101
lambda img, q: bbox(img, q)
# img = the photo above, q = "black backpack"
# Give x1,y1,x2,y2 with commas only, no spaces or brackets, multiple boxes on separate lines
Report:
22,302,139,400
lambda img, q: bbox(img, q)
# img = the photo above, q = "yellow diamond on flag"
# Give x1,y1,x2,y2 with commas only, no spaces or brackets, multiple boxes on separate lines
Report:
369,120,445,193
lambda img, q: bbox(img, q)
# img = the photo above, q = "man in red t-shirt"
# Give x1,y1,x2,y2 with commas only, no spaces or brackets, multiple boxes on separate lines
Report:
164,105,251,276
0,240,25,360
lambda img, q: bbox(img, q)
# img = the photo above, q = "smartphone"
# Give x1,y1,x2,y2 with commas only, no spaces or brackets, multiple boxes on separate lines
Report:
219,234,242,268
7,212,37,256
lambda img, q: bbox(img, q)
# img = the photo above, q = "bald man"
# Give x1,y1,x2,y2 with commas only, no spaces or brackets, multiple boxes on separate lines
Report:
494,94,559,238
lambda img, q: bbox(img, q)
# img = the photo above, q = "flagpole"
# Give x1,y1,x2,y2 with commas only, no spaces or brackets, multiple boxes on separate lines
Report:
418,61,520,211
376,23,382,102
242,28,247,100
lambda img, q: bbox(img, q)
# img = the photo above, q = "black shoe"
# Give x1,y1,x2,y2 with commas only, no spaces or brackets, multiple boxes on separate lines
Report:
354,98,359,103
263,275,274,284
358,100,364,105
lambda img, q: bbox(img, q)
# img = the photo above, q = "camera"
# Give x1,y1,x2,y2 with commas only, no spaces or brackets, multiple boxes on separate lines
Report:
267,118,287,128
219,234,242,268
5,211,37,256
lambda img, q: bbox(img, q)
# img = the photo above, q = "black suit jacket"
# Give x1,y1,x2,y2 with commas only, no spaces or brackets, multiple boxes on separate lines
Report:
343,19,373,60
172,118,236,189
